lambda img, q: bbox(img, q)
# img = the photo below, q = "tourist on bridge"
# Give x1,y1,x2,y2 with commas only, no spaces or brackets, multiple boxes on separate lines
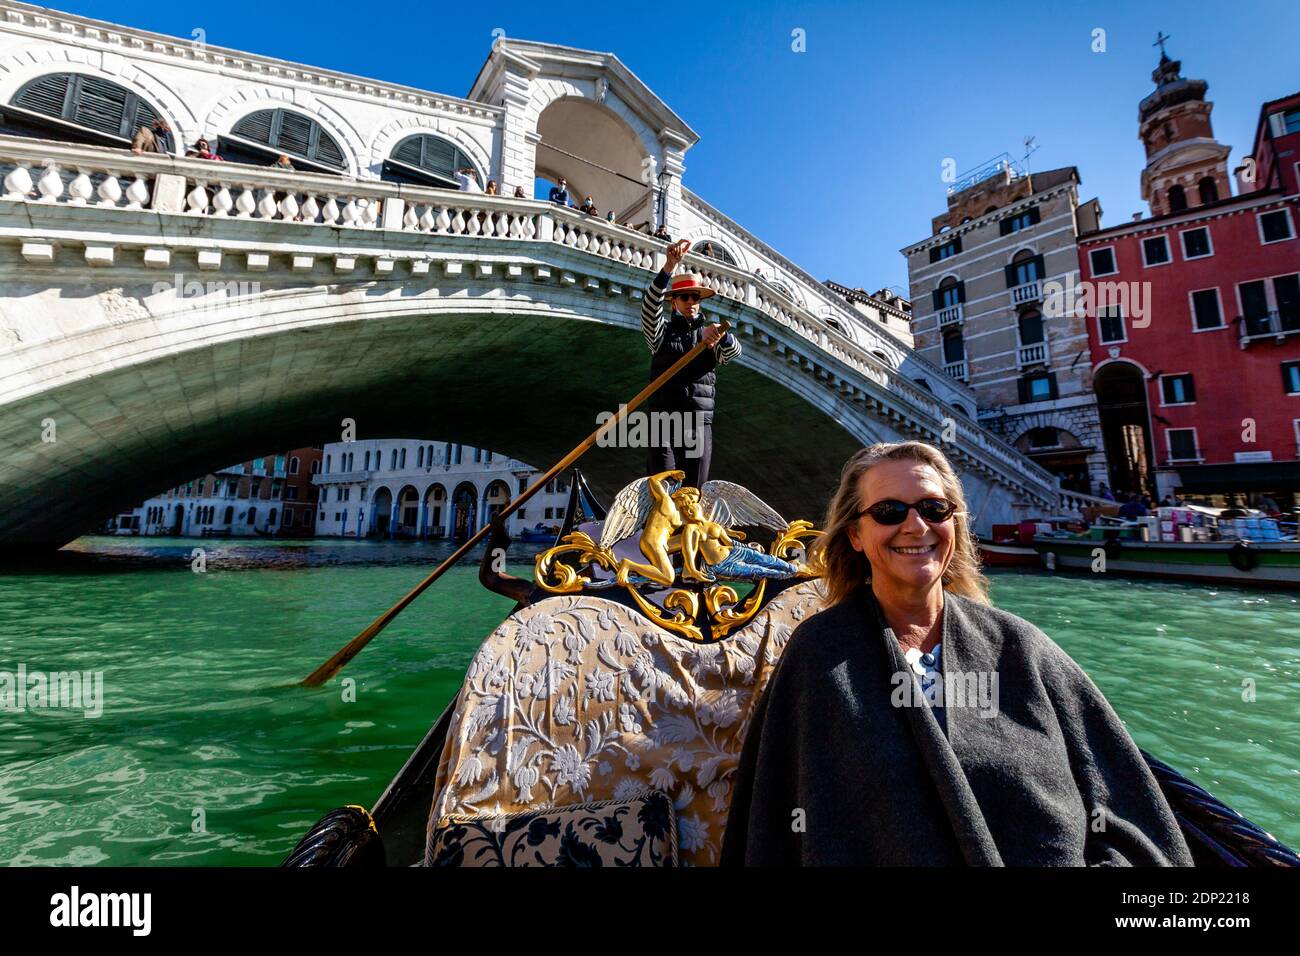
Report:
185,137,223,162
640,238,741,489
456,167,481,193
130,117,173,155
548,178,570,206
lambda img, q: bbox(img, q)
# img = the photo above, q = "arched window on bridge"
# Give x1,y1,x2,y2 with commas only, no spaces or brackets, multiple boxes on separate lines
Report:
951,403,969,417
4,72,166,149
223,108,347,172
691,240,737,266
382,133,479,189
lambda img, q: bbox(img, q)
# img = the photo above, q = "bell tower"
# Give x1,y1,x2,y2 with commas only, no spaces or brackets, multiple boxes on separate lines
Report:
1138,39,1232,216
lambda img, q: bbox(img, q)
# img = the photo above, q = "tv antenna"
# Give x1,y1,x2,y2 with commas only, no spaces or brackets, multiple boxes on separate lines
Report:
1021,135,1040,174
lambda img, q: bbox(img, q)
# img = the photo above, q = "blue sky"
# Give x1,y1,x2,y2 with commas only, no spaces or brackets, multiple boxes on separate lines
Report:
56,0,1300,294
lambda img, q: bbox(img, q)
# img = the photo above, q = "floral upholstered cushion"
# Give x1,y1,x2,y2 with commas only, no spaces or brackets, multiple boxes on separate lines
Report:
428,790,677,867
425,579,825,866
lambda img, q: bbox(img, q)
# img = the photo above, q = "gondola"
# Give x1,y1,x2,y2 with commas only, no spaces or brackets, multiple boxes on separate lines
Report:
284,469,1300,868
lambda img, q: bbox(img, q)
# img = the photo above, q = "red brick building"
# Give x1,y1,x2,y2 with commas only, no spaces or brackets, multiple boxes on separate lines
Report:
1076,54,1300,506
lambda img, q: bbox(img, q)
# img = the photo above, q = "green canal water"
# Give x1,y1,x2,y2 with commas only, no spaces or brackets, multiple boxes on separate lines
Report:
0,535,1297,865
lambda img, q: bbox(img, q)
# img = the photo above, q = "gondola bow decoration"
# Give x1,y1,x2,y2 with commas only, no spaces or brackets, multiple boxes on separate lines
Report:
535,470,822,641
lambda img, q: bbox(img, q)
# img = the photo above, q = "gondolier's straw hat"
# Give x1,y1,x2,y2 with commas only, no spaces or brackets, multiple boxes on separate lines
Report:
669,273,715,299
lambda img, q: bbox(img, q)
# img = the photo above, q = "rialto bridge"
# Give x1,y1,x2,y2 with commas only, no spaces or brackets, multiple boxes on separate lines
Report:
0,2,1064,551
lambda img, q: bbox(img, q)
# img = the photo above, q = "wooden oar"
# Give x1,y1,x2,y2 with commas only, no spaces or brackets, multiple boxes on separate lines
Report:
301,319,733,687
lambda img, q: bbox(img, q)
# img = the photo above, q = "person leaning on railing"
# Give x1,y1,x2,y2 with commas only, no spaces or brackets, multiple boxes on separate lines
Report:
130,118,173,155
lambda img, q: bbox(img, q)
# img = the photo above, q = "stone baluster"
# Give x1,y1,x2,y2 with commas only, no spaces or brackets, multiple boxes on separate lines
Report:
300,194,320,223
552,220,566,244
435,206,451,233
464,207,481,236
67,169,94,205
361,199,380,227
234,185,257,218
403,204,419,230
279,192,300,221
321,196,340,225
508,213,523,239
523,215,536,240
96,173,123,207
212,182,233,215
124,175,150,210
36,162,64,202
450,208,466,235
256,187,279,219
2,164,33,200
495,211,509,237
597,235,611,257
341,197,359,227
416,205,434,232
185,180,210,215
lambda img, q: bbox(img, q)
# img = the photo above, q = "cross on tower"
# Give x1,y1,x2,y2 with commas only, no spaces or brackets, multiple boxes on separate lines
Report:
1153,31,1172,56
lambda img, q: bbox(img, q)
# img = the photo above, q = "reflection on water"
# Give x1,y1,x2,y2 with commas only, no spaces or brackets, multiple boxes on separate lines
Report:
0,537,1296,865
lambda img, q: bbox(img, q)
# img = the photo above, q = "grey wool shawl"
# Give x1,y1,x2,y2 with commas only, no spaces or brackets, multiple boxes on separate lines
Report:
721,586,1194,866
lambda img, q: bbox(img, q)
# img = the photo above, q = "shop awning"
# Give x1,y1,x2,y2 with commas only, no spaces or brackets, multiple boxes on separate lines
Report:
1172,461,1300,493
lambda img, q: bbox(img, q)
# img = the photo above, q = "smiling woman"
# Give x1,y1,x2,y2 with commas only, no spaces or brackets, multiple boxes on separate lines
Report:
722,440,1197,867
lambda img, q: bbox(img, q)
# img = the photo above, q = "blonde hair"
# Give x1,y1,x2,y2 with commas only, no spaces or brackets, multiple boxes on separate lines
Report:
809,441,990,608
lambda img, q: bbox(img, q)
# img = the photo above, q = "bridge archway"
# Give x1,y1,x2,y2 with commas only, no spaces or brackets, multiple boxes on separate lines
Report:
535,95,652,224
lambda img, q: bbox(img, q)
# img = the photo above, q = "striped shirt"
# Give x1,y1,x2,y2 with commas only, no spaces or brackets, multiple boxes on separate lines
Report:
640,271,742,364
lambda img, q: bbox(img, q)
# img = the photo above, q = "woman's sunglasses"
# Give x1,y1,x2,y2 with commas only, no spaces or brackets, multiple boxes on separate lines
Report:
855,497,957,525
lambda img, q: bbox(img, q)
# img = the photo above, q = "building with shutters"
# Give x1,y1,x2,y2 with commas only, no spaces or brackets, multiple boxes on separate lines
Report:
902,160,1107,495
312,439,571,539
122,447,323,537
1076,53,1300,505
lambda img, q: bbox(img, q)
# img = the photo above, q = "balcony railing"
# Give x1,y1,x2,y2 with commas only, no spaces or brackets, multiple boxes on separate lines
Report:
1010,279,1041,305
943,360,967,381
1017,342,1049,366
1237,311,1300,349
936,302,964,328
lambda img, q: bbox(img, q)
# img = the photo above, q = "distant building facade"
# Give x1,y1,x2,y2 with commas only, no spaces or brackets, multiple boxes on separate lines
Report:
131,448,323,536
1077,56,1300,504
313,439,571,539
903,162,1106,494
822,282,915,347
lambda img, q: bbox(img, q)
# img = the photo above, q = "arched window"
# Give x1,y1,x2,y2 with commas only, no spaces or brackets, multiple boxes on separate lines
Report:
289,456,300,475
225,108,346,171
937,276,962,308
1198,177,1218,205
951,403,969,417
6,72,164,147
417,446,424,468
1018,309,1045,345
224,506,234,524
691,240,737,266
1010,249,1041,285
310,459,320,475
383,134,477,189
1168,185,1187,212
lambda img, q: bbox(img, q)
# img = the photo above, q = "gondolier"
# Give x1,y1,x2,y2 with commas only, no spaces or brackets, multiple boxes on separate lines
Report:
640,239,741,488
